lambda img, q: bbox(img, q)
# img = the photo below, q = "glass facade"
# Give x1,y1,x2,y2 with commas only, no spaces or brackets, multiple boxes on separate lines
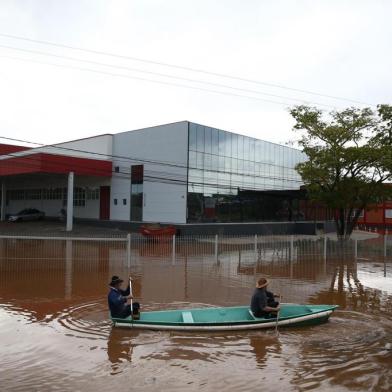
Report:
187,122,306,222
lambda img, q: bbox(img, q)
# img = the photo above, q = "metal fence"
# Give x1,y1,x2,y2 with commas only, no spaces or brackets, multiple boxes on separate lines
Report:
0,232,391,265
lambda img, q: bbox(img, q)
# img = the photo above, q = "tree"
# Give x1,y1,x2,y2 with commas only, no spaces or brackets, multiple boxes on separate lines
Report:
290,104,392,240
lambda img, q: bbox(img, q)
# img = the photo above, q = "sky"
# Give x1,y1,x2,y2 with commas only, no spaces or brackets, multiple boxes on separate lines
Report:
0,0,391,147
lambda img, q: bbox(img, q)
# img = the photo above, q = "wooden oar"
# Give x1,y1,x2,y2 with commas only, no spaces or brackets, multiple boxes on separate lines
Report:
275,294,282,336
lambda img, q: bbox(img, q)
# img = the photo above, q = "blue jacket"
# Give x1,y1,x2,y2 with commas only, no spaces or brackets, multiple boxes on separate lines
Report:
108,284,130,318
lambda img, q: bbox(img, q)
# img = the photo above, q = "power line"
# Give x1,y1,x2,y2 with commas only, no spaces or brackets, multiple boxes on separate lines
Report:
0,43,339,108
0,32,373,106
0,54,304,108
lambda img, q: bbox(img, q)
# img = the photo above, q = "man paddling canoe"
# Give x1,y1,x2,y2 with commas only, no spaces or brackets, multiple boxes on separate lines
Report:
108,275,140,320
250,277,280,318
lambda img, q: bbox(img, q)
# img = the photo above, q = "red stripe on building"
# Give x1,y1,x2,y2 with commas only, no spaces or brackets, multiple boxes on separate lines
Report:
0,143,30,155
0,153,112,177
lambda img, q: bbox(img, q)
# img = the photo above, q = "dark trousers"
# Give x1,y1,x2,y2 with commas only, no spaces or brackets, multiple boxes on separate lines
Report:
122,302,140,318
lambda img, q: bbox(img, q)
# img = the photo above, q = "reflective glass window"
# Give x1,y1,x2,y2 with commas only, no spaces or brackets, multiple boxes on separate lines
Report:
218,155,225,171
249,139,255,162
256,141,262,162
189,150,196,167
243,159,250,173
205,127,212,154
225,132,232,157
225,156,231,172
238,135,244,159
212,128,219,155
218,130,225,156
232,174,242,189
231,158,238,174
238,159,244,174
232,134,238,159
221,173,230,187
196,125,205,152
244,137,250,161
189,123,197,151
211,154,218,171
279,146,284,166
249,161,255,176
204,153,212,170
273,145,278,165
196,152,204,169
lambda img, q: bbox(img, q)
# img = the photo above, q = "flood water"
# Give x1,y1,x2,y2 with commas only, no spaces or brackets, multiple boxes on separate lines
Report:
0,236,391,391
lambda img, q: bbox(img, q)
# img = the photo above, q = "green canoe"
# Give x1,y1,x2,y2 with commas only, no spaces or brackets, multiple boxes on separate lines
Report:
111,304,338,331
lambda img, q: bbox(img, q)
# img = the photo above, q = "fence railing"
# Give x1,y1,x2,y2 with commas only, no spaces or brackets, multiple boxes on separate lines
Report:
0,232,391,265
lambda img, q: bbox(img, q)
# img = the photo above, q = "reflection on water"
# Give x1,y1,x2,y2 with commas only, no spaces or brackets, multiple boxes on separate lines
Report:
0,236,391,391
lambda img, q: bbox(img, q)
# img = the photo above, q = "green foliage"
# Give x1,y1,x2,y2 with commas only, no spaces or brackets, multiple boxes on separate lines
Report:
290,105,392,238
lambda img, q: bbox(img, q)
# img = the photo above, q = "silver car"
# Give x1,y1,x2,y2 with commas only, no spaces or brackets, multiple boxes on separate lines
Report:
8,208,45,222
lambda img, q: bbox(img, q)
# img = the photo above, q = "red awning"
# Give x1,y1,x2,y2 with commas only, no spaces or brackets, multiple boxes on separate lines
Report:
0,143,30,155
0,152,112,177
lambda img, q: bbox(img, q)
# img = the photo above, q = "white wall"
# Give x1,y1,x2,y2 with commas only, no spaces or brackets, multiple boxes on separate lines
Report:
111,121,188,223
110,176,130,220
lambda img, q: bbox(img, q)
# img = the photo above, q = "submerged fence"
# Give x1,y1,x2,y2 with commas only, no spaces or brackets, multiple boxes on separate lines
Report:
0,232,390,305
0,232,391,265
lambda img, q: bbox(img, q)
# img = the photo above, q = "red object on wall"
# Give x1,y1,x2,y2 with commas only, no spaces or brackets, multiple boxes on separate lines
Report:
99,186,110,220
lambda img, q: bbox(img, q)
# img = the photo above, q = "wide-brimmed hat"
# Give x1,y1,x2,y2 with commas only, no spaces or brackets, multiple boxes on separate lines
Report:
109,275,123,286
256,277,269,289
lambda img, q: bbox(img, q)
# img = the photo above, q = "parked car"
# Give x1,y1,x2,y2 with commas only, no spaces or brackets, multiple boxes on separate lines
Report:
8,208,45,222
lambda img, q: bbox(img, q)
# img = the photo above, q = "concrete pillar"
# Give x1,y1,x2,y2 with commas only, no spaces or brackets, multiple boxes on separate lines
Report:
0,182,5,221
66,172,74,231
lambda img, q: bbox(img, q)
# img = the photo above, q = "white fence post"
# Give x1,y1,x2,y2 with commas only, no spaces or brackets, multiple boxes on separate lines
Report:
172,234,176,264
384,229,388,258
126,233,131,267
214,234,219,263
290,235,294,261
254,234,258,262
65,239,73,299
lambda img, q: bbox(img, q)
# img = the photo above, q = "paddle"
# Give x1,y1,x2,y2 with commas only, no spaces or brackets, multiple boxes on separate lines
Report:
275,294,282,337
129,276,133,317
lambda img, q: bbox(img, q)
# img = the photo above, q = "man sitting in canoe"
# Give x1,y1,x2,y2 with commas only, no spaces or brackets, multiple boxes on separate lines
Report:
108,275,140,320
250,277,280,318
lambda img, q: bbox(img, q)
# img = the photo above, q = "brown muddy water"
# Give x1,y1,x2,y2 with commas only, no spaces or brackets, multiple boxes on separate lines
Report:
0,236,391,392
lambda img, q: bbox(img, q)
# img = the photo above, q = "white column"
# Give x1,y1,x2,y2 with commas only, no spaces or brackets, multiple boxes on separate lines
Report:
0,182,5,221
66,172,74,231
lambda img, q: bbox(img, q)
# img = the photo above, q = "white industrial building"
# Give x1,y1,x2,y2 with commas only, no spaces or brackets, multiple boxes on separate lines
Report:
0,121,305,230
